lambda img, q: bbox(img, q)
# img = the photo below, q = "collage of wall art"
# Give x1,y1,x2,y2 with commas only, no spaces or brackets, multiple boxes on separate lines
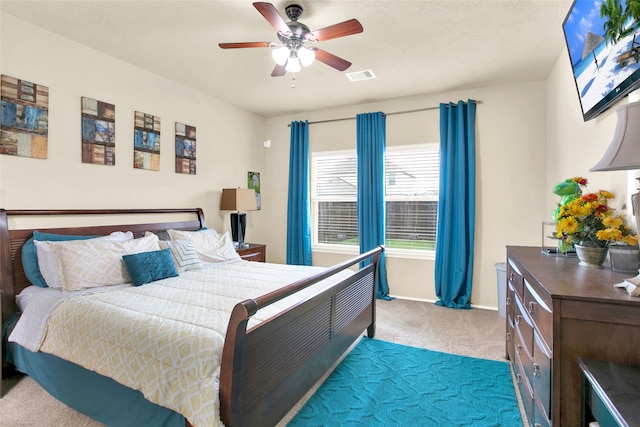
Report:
0,74,197,175
0,75,49,159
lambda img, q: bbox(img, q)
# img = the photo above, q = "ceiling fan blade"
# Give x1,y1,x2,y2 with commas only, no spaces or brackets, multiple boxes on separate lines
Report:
218,42,273,49
307,19,363,42
314,49,352,71
271,64,286,77
253,2,291,35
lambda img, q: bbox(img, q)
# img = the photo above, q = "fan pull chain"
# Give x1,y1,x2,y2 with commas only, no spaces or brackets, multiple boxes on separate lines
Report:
291,74,296,89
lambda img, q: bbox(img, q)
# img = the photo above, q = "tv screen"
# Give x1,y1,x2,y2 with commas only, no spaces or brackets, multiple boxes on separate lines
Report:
562,0,640,121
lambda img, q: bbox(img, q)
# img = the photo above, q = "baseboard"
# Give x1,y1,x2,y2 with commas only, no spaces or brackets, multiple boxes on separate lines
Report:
387,294,499,312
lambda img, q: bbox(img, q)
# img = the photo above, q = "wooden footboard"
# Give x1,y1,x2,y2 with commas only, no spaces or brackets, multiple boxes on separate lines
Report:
220,246,383,427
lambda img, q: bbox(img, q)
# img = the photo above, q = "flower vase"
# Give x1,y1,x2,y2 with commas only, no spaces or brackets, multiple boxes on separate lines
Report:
574,245,608,269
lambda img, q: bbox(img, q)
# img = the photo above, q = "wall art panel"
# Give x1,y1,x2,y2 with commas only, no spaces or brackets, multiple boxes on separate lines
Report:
133,111,160,171
81,97,115,165
0,75,49,159
248,171,261,210
175,122,196,175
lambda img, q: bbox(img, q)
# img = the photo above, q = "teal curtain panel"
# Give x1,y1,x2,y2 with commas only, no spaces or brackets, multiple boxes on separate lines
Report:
356,112,391,300
286,120,312,265
435,100,476,309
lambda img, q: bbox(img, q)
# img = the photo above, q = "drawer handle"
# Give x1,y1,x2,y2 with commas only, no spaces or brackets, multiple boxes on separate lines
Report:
516,345,522,355
506,297,511,306
516,373,522,384
515,315,522,325
533,364,541,377
509,272,515,283
528,301,536,314
506,332,511,342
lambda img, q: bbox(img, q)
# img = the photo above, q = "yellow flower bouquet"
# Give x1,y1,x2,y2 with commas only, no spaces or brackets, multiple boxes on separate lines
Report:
553,177,637,253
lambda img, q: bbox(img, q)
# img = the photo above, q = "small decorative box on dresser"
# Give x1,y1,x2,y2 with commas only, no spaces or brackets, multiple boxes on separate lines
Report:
236,243,266,262
505,246,640,427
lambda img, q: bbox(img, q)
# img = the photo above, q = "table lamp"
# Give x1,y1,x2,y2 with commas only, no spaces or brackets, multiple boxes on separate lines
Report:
590,100,640,231
591,100,640,280
220,188,257,246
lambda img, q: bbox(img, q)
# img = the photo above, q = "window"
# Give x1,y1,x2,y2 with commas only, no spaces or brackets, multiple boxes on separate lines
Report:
311,144,439,252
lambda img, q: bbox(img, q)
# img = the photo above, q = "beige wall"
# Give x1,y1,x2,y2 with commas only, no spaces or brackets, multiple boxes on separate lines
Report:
546,50,631,218
0,13,266,236
3,11,634,312
262,81,549,308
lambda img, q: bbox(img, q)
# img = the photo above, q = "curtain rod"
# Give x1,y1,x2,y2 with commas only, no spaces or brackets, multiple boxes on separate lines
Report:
286,100,481,127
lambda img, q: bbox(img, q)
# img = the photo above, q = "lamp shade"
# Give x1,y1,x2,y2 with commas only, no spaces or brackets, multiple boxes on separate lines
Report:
272,46,289,66
285,56,302,73
298,47,315,67
220,188,257,212
590,100,640,171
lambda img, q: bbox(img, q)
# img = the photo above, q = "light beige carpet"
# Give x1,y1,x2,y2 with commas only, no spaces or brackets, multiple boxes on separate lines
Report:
1,299,516,426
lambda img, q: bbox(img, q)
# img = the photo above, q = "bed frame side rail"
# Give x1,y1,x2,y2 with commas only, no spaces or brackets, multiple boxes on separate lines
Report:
220,246,384,427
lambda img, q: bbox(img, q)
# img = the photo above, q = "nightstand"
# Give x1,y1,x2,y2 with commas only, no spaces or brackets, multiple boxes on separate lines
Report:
236,243,266,262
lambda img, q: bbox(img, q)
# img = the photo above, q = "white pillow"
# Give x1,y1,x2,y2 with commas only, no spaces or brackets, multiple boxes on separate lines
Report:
196,232,242,263
35,231,134,288
167,229,220,248
158,239,203,272
167,228,240,262
46,233,161,291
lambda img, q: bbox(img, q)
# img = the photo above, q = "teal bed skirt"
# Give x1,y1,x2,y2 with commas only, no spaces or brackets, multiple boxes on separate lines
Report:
3,313,186,427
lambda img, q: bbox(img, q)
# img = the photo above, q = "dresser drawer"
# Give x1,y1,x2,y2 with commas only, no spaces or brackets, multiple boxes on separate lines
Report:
506,283,516,362
516,324,534,393
533,331,552,421
524,278,553,350
515,352,535,424
239,250,265,262
514,294,534,353
508,258,525,300
533,400,551,427
506,281,515,323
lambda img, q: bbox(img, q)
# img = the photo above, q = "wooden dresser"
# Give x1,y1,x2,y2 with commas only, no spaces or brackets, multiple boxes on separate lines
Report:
505,246,640,426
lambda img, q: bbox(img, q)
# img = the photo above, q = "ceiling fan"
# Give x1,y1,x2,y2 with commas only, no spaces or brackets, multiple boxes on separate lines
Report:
219,2,363,77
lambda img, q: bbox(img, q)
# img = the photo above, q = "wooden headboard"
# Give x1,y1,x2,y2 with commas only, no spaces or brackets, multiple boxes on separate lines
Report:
0,208,206,322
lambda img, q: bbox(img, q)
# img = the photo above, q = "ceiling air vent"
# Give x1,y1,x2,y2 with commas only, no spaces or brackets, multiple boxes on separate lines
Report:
346,70,376,82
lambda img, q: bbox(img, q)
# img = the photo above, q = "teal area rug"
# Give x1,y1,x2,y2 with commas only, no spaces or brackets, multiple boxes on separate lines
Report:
288,338,522,426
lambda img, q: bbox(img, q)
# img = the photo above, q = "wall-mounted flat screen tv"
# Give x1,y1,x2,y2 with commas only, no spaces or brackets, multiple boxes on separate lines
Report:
562,0,640,121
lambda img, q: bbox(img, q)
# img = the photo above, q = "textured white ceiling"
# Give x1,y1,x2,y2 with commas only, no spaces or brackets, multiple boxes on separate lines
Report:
0,0,573,117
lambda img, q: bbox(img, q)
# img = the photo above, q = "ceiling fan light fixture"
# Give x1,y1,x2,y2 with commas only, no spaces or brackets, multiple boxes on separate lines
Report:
220,2,363,78
285,56,302,73
272,46,290,65
298,47,315,67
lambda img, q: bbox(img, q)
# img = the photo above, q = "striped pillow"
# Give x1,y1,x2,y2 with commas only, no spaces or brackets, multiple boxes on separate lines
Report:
159,239,203,272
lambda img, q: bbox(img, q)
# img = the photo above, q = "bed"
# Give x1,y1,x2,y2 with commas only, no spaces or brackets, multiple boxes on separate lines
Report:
0,208,384,426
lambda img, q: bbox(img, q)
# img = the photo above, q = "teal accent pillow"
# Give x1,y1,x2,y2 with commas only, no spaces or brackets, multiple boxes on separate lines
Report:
22,231,97,288
122,248,179,286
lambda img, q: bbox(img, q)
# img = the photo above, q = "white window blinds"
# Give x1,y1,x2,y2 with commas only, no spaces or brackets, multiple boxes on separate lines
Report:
312,144,439,251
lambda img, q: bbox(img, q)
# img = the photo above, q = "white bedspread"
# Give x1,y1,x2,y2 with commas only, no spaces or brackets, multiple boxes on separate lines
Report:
9,260,352,426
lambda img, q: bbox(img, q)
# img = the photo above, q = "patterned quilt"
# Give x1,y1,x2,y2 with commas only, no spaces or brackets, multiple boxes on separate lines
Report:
34,261,352,426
